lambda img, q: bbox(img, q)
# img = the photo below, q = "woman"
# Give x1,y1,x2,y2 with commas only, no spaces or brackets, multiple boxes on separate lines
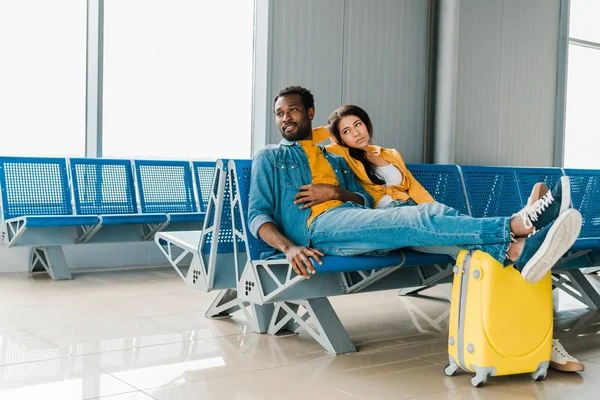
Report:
314,105,434,209
312,104,583,373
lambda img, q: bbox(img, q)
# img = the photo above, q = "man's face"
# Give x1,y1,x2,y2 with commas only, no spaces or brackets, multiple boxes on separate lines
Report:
274,94,314,141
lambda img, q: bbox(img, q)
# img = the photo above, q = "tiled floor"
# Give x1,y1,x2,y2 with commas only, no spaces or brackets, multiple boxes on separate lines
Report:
0,267,599,399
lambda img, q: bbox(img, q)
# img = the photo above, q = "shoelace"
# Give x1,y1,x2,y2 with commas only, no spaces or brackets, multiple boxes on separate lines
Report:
519,192,555,230
504,233,520,262
553,340,576,361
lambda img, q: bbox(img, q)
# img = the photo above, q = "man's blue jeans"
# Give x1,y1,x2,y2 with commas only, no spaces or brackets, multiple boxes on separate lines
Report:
308,201,511,264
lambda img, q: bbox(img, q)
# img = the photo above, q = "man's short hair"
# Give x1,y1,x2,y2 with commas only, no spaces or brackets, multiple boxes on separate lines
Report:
272,86,314,113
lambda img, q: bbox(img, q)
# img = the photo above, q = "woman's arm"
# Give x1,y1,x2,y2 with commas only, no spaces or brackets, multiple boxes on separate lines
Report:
312,126,331,143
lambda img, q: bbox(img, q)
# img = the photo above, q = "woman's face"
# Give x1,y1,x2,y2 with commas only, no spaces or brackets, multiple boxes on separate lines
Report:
338,115,370,150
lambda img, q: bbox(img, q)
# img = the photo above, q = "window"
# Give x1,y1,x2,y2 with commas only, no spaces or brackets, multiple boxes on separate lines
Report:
102,0,254,160
0,0,86,157
563,0,600,168
569,0,600,44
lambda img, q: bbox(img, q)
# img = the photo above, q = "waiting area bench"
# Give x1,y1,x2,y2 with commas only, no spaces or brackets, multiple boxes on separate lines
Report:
0,156,215,280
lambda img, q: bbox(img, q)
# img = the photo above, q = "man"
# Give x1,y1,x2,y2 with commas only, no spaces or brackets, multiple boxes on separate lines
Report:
248,85,584,371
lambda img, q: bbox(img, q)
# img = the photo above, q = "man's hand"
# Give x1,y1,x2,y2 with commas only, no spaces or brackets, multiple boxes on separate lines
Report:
284,245,324,278
294,184,339,209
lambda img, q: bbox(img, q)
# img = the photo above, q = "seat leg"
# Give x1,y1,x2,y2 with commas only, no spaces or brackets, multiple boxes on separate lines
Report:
205,289,242,319
398,264,454,297
268,297,356,355
206,289,274,333
553,270,600,310
30,246,72,280
246,303,275,334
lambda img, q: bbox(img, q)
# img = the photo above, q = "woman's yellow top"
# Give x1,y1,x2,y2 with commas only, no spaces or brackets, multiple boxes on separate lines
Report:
312,127,435,206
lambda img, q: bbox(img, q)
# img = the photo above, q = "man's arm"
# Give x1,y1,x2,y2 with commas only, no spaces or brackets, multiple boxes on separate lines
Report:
257,222,323,278
248,149,323,278
294,183,364,209
248,149,277,239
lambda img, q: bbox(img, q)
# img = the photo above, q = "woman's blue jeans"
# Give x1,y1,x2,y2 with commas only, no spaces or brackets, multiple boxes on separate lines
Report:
308,200,511,263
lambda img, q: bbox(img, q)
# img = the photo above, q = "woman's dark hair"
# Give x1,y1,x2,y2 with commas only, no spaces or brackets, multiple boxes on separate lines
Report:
328,105,385,185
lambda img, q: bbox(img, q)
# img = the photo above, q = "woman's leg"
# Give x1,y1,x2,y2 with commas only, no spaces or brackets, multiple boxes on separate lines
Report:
387,201,501,262
309,202,511,263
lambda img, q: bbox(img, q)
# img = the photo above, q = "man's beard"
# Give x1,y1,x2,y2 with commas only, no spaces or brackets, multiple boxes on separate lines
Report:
281,122,311,141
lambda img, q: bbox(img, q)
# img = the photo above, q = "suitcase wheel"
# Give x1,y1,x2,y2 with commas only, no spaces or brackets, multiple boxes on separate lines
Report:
444,363,458,377
471,374,487,388
532,363,549,382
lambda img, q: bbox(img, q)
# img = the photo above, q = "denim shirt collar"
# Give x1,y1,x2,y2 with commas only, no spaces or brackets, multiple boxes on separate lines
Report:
279,138,297,146
279,138,325,151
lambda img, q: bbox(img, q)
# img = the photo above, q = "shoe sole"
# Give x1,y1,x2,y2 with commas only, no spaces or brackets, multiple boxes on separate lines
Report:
550,360,585,372
521,209,582,284
558,176,571,214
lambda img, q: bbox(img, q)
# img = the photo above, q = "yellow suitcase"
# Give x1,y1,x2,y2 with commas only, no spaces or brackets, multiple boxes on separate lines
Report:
445,250,553,387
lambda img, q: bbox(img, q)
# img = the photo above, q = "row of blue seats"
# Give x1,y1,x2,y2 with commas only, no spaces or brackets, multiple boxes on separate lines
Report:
158,160,600,298
0,156,216,279
203,160,600,354
0,157,216,247
235,162,600,280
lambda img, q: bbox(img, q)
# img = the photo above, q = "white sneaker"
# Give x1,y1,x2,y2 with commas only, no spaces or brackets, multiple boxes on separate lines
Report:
550,339,585,372
527,182,549,206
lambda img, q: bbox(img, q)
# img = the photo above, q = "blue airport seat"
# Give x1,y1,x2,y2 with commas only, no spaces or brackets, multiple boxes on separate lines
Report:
192,161,218,213
155,160,237,295
564,169,600,247
230,159,277,260
314,251,453,274
22,215,98,227
459,165,522,218
166,213,205,223
134,159,205,228
100,213,168,225
193,160,237,254
69,158,168,242
407,163,470,215
513,167,563,207
0,156,99,246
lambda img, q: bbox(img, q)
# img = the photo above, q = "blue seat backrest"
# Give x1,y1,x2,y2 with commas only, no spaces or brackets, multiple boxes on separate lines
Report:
513,167,563,208
193,160,236,254
0,156,73,220
70,158,138,215
231,159,276,260
134,160,197,214
460,165,522,218
406,164,469,215
564,169,600,239
192,161,217,213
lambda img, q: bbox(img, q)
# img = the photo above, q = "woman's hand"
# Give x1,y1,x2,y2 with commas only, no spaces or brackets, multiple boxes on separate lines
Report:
283,245,324,278
294,184,339,209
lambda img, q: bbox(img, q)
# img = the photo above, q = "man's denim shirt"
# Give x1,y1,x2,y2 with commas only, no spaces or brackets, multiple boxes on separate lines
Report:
248,138,374,254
